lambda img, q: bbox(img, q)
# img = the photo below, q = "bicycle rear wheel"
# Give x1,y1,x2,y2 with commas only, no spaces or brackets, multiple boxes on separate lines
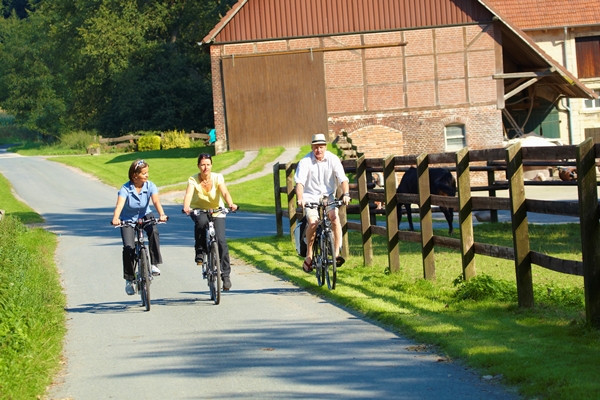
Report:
323,231,337,290
313,232,324,287
209,241,221,305
139,247,151,311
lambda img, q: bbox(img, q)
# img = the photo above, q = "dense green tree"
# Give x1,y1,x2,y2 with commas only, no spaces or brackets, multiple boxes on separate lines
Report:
0,12,68,137
0,0,235,137
2,0,39,19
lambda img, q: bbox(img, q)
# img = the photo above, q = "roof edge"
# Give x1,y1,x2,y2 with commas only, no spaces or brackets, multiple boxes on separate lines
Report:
478,0,596,99
201,0,248,45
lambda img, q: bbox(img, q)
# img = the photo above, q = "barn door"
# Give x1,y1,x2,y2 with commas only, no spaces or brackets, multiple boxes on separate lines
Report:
222,52,328,151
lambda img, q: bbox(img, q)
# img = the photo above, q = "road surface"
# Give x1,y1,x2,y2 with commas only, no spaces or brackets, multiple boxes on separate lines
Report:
0,149,518,399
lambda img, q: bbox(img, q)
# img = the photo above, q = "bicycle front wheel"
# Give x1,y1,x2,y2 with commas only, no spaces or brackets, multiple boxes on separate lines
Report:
323,231,337,290
139,247,151,311
209,241,221,305
313,232,324,287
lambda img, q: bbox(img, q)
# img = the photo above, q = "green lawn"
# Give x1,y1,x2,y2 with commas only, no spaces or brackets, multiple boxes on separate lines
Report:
49,147,244,188
4,144,598,399
0,173,65,399
229,224,597,400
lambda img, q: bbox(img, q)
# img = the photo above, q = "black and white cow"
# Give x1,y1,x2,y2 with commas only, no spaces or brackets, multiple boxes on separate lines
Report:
396,167,456,235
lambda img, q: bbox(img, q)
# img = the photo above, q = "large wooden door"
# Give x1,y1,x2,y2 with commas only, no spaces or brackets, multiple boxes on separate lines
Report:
222,52,328,150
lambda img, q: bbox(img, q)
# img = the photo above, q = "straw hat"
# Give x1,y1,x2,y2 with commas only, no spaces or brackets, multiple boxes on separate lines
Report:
311,133,327,145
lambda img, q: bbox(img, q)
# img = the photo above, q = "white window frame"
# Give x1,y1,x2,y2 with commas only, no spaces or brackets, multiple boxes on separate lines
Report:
445,124,466,151
584,89,600,110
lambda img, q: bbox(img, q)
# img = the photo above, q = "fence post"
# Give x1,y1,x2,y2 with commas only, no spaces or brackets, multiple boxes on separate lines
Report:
456,148,476,280
487,161,498,223
383,155,400,273
286,162,297,245
506,142,534,308
273,163,283,236
357,156,374,266
335,185,350,259
416,154,435,281
576,138,600,327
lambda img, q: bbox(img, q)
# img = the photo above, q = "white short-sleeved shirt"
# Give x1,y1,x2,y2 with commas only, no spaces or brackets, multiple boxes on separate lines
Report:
294,150,348,203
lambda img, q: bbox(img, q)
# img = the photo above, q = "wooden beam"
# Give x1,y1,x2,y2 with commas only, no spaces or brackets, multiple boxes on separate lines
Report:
417,155,436,281
506,142,534,308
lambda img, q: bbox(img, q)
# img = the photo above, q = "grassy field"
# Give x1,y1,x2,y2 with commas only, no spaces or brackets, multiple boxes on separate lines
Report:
4,144,599,399
0,174,65,399
228,225,598,400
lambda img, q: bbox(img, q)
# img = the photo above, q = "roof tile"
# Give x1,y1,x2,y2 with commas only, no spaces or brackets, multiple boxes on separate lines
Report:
484,0,600,29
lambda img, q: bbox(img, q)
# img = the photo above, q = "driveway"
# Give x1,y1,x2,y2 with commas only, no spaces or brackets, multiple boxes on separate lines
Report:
0,150,518,399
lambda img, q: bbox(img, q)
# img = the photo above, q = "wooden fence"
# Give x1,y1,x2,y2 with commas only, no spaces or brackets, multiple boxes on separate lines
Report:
273,139,600,327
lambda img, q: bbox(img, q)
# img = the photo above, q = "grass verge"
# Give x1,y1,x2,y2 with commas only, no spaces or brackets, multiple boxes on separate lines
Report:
0,174,65,399
48,147,244,188
228,223,599,400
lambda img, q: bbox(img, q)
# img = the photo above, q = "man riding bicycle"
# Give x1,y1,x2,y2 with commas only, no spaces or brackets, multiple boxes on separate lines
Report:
295,133,351,273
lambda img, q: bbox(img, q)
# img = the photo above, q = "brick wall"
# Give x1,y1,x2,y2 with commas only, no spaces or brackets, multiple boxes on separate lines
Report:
209,23,503,156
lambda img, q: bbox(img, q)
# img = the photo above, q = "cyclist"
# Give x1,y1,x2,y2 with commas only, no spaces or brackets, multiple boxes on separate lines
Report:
295,133,351,273
111,159,168,295
182,153,238,291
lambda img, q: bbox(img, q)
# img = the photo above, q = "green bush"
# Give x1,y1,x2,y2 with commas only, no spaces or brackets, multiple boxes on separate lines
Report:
137,134,161,151
161,129,190,150
0,125,42,145
0,112,15,126
0,216,65,398
452,273,516,301
59,131,95,151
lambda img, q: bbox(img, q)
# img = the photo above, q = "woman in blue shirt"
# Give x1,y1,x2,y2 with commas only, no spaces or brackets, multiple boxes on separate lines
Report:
111,159,168,295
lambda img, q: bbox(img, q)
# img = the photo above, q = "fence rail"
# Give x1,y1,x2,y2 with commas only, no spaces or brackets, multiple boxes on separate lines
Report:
97,132,210,147
273,140,600,328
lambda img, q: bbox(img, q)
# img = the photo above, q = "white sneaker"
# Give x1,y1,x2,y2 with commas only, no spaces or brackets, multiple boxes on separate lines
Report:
125,280,136,295
151,265,161,276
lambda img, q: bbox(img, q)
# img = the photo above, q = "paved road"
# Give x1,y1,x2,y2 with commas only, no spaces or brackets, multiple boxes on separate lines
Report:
0,150,518,399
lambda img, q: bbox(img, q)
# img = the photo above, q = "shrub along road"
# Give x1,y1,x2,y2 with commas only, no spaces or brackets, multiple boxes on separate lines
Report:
0,151,519,399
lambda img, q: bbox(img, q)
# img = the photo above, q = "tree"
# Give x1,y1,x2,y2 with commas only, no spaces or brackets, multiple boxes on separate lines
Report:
0,0,236,137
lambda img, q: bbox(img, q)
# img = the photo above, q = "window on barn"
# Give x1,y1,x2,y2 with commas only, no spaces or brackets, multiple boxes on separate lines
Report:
576,36,600,78
445,124,466,151
584,89,600,110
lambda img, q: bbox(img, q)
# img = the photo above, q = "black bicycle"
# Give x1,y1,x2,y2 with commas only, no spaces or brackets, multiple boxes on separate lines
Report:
187,207,234,305
305,198,344,290
116,218,165,311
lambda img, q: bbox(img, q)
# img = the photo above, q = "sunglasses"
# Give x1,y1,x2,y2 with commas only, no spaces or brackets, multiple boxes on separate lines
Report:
135,159,146,168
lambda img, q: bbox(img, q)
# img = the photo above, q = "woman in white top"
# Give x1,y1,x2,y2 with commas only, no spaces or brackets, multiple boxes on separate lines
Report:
182,153,238,290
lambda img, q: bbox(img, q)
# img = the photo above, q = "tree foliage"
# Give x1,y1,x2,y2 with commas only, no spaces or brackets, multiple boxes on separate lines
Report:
0,0,235,137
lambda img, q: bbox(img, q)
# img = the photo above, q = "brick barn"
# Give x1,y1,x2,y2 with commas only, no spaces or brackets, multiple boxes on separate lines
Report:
201,0,596,157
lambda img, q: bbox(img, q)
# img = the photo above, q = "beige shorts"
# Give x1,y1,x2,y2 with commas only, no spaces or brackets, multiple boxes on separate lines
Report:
304,204,339,222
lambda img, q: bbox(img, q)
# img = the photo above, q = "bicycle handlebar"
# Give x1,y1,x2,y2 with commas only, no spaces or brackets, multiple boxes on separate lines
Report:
112,218,167,228
182,207,237,216
303,200,345,209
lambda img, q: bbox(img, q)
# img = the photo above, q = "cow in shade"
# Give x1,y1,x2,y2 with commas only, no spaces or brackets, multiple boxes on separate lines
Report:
396,167,457,234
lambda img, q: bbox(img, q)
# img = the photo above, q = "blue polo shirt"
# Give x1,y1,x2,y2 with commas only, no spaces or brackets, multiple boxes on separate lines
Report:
117,181,158,222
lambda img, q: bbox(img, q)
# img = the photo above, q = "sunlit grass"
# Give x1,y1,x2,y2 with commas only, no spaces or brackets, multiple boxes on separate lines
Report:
48,148,244,188
228,225,597,399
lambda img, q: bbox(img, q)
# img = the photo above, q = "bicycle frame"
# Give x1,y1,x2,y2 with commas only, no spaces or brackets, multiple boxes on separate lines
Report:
305,198,343,290
189,207,232,305
117,218,162,311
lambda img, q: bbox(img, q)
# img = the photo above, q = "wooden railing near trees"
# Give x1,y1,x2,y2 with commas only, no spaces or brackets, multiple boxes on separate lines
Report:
273,139,600,327
97,131,209,147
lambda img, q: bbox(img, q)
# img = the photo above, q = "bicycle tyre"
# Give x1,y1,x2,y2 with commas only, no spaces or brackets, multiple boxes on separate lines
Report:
139,247,151,311
210,241,221,305
323,230,337,290
314,231,324,287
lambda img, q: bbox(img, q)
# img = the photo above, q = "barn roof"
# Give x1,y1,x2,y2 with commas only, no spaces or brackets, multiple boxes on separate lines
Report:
202,0,595,99
203,0,493,44
483,0,600,30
